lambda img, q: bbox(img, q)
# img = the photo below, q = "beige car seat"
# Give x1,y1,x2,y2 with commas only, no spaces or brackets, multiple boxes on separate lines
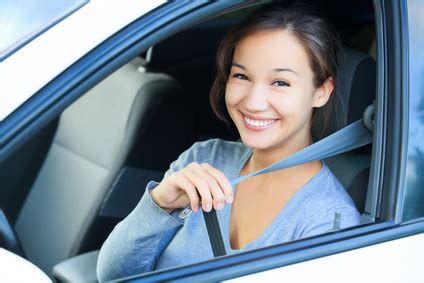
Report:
14,57,191,275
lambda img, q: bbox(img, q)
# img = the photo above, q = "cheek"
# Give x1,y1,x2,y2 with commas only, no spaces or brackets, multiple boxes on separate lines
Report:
270,93,313,119
225,82,245,108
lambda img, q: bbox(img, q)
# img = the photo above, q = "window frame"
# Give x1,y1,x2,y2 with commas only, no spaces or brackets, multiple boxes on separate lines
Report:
122,0,418,280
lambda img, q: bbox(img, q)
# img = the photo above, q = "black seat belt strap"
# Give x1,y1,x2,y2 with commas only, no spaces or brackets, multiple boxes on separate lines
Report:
203,210,226,257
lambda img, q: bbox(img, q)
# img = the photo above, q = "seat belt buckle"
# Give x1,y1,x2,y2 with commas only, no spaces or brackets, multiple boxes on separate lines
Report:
179,204,193,219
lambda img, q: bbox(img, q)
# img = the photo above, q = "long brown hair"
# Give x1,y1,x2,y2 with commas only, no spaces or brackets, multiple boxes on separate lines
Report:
209,3,342,140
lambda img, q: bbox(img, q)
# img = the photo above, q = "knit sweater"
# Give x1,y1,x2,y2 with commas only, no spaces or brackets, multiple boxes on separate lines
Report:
97,139,361,281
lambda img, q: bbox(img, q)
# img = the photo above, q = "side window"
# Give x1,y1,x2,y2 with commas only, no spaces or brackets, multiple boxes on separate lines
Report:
98,1,381,280
0,0,88,61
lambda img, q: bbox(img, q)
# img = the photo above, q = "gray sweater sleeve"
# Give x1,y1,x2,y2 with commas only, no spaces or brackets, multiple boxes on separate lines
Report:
97,145,196,282
300,205,361,239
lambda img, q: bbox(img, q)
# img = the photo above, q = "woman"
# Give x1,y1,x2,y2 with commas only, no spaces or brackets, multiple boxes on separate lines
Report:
97,4,360,281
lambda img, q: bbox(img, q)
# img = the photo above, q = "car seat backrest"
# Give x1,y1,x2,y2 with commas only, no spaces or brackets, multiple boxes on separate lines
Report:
322,47,376,212
14,58,188,275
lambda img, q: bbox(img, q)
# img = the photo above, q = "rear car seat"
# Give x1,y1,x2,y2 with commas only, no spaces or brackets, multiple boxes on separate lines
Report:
14,57,193,276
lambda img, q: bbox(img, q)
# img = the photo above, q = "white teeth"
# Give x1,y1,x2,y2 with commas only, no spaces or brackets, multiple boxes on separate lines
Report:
244,116,276,127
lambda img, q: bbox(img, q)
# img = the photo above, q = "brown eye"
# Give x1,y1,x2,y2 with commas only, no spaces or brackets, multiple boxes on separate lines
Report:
233,73,249,80
272,80,290,87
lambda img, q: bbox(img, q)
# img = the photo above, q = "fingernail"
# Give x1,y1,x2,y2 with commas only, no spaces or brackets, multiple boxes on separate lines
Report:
204,203,212,212
216,202,224,210
226,195,233,204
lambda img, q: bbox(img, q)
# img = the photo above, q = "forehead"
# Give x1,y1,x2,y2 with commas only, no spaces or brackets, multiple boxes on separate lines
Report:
233,29,311,72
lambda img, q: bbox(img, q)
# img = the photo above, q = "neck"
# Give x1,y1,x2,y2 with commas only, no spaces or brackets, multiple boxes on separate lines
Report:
243,139,323,189
240,128,324,191
248,135,313,172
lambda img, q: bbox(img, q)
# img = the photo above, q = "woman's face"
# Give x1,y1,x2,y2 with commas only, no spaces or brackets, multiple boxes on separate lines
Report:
225,29,333,152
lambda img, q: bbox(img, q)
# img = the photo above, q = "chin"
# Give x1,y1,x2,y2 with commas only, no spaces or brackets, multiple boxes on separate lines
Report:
239,134,275,150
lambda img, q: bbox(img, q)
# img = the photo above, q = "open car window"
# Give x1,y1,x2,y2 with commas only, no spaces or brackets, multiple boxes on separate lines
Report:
116,1,381,280
79,1,379,280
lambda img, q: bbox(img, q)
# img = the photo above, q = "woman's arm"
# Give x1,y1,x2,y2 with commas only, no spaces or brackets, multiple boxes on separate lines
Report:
96,139,232,281
96,143,194,282
96,180,184,281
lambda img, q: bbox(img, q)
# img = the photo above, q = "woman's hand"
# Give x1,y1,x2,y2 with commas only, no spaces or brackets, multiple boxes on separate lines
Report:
150,162,234,213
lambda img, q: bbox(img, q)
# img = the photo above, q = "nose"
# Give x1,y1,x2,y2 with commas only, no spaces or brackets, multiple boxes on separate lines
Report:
244,84,269,112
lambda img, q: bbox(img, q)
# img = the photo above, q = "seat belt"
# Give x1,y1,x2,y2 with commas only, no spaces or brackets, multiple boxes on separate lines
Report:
180,118,373,257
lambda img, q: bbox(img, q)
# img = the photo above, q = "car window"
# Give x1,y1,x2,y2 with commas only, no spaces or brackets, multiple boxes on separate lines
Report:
97,1,379,279
0,0,88,61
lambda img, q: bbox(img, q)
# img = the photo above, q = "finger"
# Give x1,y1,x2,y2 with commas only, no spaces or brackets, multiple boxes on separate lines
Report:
200,163,234,204
171,172,200,212
197,164,227,210
183,168,213,212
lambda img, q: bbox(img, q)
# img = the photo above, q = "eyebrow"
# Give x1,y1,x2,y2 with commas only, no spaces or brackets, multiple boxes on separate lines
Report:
232,62,299,77
272,67,299,77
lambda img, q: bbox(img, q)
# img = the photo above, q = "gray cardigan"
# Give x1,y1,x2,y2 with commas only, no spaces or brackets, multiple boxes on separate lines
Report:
97,139,361,281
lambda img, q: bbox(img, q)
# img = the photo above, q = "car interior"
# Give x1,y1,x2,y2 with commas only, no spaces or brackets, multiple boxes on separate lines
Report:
0,0,377,281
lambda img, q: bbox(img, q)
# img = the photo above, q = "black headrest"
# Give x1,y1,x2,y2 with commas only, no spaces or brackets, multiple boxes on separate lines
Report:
327,47,376,133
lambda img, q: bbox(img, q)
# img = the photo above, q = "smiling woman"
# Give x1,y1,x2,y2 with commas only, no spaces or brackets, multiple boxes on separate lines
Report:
96,3,360,281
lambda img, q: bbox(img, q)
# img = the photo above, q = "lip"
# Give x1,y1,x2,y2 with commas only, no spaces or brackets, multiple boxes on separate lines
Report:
240,112,279,132
242,112,278,121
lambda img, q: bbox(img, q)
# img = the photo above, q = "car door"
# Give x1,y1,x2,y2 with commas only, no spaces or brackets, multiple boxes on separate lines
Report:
1,0,423,282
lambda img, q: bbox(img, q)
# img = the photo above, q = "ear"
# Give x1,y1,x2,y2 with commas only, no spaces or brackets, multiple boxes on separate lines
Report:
312,77,334,108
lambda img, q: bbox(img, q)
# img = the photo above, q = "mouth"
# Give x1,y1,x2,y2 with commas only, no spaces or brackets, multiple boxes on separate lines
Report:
241,112,279,131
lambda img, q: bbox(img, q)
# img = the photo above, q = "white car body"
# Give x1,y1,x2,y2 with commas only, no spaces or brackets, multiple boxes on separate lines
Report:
230,233,424,283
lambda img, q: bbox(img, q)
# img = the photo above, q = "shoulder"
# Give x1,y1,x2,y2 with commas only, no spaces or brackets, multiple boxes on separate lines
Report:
307,165,358,210
298,165,361,235
190,138,246,153
182,138,249,164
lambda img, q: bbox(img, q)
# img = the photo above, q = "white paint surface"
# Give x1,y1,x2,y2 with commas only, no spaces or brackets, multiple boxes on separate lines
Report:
0,248,51,282
228,233,424,283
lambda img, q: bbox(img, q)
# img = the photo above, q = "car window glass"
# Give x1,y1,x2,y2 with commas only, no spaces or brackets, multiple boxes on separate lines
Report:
0,0,88,61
